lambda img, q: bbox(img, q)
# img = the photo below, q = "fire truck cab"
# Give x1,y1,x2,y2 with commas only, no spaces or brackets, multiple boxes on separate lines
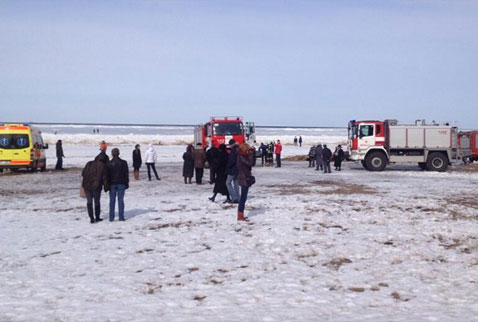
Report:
458,131,478,163
194,117,252,149
348,119,462,172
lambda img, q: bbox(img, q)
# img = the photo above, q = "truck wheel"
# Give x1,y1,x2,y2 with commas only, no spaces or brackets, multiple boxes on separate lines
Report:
426,153,448,172
418,162,427,170
365,152,386,171
361,160,368,170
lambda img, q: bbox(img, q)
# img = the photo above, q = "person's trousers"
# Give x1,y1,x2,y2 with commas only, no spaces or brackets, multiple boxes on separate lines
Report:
85,188,102,220
238,186,249,212
55,157,63,170
209,166,216,183
316,158,323,170
146,163,159,180
195,167,204,184
275,154,281,167
324,161,331,173
226,174,240,202
109,184,126,221
261,155,265,165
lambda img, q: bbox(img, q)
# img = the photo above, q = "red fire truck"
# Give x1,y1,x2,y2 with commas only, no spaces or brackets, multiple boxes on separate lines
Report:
194,117,256,148
458,131,478,163
347,119,468,172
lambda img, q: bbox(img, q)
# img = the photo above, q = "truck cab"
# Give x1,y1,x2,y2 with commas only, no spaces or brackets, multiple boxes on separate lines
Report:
194,117,246,149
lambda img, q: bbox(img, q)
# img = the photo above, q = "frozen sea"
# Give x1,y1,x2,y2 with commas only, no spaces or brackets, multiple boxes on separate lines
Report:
1,124,478,321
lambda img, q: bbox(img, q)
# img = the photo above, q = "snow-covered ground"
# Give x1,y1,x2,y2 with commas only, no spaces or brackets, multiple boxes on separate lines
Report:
1,145,478,321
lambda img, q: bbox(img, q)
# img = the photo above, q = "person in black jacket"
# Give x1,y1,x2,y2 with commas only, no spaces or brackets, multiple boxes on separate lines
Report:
206,145,219,184
335,145,345,171
182,144,194,184
209,144,231,203
322,145,332,173
81,153,109,223
107,148,129,221
132,144,142,180
55,140,65,170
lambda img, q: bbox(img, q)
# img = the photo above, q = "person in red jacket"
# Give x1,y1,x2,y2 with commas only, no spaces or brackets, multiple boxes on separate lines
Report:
274,140,282,167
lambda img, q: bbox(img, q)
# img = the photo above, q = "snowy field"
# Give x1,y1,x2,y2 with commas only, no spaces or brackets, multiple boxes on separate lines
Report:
1,144,478,321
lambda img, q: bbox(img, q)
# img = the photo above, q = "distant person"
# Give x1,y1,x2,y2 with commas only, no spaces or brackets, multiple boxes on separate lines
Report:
97,128,100,134
322,144,332,173
93,129,96,134
294,136,298,146
335,145,345,171
55,140,65,170
308,145,316,168
274,140,282,168
299,136,303,147
192,143,207,184
226,140,240,203
315,144,323,171
259,143,267,166
237,143,255,221
206,145,219,184
209,144,231,203
182,144,194,184
132,144,142,180
145,144,160,181
100,140,107,152
266,142,274,166
81,153,109,223
107,148,129,221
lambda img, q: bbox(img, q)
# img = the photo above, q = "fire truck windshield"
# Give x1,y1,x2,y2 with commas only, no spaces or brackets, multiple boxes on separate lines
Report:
348,123,358,139
213,123,243,136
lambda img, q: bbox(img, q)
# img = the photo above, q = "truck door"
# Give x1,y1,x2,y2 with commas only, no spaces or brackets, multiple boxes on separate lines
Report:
358,124,375,150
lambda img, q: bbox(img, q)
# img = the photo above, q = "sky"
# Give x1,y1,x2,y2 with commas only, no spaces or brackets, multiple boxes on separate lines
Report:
0,0,477,127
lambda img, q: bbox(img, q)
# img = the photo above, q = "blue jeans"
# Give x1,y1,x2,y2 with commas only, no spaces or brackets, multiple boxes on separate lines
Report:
238,186,249,212
226,174,240,202
109,184,126,221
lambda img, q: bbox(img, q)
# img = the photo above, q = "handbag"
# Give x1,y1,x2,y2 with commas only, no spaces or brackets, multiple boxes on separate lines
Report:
246,175,256,187
80,186,86,199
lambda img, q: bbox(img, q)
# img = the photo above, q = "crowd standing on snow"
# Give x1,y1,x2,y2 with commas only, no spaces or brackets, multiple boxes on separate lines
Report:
76,136,346,224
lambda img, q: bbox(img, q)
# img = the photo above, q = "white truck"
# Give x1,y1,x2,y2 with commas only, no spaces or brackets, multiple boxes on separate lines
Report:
347,119,468,172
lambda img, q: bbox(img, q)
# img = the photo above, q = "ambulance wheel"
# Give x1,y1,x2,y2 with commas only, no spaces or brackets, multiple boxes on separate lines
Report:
418,162,427,170
426,153,448,172
365,152,386,171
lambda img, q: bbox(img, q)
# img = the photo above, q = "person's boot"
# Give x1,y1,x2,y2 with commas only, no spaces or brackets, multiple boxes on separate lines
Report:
188,178,192,184
134,171,139,180
87,204,95,224
95,204,103,222
209,193,216,202
237,211,248,221
184,177,187,184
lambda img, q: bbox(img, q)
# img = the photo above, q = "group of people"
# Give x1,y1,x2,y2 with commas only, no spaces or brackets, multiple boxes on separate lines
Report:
182,139,255,221
293,136,303,147
257,140,282,167
308,144,345,173
81,143,129,223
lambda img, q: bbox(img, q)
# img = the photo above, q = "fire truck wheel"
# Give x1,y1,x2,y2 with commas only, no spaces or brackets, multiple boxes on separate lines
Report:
426,153,448,172
361,160,368,170
418,162,427,170
365,152,386,171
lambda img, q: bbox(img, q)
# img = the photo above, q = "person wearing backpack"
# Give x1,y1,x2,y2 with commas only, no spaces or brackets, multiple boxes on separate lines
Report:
81,152,109,223
237,143,255,221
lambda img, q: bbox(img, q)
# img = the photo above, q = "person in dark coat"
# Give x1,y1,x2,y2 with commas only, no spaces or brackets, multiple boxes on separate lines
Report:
132,144,142,180
266,142,274,166
308,145,317,168
299,136,303,147
226,141,240,203
322,144,332,173
237,143,254,221
107,148,129,221
259,143,267,166
335,145,345,171
192,143,207,184
182,144,194,184
81,152,109,223
55,140,65,170
206,145,219,184
209,144,231,202
315,144,323,171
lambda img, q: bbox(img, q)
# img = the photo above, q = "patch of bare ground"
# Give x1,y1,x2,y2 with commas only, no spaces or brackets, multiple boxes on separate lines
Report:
444,196,478,220
148,221,194,230
145,282,162,294
312,180,377,195
434,234,478,254
450,163,478,173
283,155,309,161
323,257,352,270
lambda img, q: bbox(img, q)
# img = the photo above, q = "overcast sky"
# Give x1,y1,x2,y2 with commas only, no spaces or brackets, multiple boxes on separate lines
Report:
1,0,477,127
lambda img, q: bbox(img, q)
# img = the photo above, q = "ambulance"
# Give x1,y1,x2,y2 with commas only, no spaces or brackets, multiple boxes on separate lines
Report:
0,123,48,172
